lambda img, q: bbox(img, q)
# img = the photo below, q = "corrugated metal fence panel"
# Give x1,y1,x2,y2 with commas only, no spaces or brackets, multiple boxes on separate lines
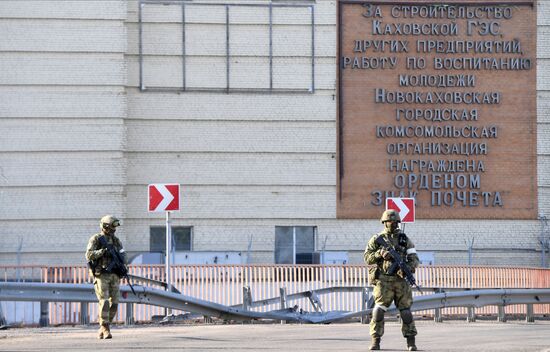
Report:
1,265,549,324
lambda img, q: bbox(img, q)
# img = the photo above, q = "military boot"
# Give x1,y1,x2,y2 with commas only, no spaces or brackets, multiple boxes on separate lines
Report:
103,323,112,339
406,336,417,351
369,337,381,350
98,324,106,339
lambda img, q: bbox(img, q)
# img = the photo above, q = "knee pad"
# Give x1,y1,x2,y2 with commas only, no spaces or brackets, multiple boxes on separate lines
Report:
400,309,413,324
372,306,386,322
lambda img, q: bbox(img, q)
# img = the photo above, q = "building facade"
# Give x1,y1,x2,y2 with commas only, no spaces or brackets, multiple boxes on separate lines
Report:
1,0,549,267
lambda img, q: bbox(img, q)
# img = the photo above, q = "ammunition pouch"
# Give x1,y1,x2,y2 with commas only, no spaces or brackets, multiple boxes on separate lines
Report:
100,264,123,278
87,260,99,277
112,265,126,278
368,266,380,285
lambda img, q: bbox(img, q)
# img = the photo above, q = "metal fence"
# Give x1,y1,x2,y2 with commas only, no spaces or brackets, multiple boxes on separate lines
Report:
1,265,549,325
138,0,316,93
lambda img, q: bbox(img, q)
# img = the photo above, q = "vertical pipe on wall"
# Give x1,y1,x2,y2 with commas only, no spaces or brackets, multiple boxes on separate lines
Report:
138,1,144,90
310,5,315,93
269,4,273,91
182,3,186,91
226,5,230,93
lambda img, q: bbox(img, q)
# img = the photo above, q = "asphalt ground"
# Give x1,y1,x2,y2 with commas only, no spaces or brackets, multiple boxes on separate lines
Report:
0,321,549,352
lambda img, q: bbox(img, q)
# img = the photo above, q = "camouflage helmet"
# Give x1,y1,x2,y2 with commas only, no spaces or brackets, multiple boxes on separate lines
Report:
380,209,401,223
100,215,121,228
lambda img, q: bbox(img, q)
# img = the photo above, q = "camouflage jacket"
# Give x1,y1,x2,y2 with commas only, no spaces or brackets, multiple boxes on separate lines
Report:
85,232,127,277
363,229,419,277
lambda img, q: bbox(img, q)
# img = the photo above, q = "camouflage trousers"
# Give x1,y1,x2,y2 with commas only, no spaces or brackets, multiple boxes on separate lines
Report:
369,276,417,338
93,273,120,326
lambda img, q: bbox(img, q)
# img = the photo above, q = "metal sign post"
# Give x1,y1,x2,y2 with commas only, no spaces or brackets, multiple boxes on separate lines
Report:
148,183,181,317
165,211,172,294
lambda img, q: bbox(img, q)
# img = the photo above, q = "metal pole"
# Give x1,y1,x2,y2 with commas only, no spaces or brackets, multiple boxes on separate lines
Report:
361,287,369,324
539,215,548,268
310,5,315,93
80,302,89,325
337,1,344,200
139,1,144,91
225,5,230,93
269,4,273,91
39,301,49,327
526,303,535,323
242,286,251,310
166,211,172,315
0,301,6,326
279,287,287,324
247,235,253,264
292,227,296,265
125,303,135,325
16,238,23,282
466,237,474,288
321,235,327,264
182,3,186,91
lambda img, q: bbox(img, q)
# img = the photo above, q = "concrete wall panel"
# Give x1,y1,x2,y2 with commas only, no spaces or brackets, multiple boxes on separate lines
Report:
538,92,550,123
0,53,125,86
0,186,125,220
0,152,126,186
0,0,126,20
0,119,125,151
538,0,550,26
125,120,335,153
0,88,126,118
127,89,336,120
0,19,126,52
126,152,334,186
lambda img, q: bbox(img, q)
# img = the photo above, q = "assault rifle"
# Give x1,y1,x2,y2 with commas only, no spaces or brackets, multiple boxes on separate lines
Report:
98,236,136,295
375,235,422,293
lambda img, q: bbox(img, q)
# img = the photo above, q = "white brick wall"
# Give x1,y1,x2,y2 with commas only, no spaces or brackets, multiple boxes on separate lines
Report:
0,20,126,52
0,119,125,151
0,1,128,265
1,0,549,268
0,88,127,118
127,91,336,120
0,153,125,186
126,153,335,185
125,120,335,152
0,53,126,86
0,1,127,19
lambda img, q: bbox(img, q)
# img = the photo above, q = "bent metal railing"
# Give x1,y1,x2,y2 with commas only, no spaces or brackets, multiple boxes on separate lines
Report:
1,265,549,325
1,282,549,325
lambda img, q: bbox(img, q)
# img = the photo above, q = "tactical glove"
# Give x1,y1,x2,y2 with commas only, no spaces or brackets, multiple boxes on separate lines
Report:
379,249,392,260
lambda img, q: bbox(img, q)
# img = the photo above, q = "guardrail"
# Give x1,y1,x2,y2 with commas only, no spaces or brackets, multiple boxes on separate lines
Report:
1,282,549,326
1,265,549,325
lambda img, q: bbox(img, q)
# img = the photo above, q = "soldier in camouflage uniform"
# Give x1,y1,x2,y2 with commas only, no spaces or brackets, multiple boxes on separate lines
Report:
86,215,127,339
364,209,420,351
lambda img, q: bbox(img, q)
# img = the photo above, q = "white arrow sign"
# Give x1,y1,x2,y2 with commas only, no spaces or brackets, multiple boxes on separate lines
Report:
148,183,180,212
386,197,415,223
155,185,174,211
